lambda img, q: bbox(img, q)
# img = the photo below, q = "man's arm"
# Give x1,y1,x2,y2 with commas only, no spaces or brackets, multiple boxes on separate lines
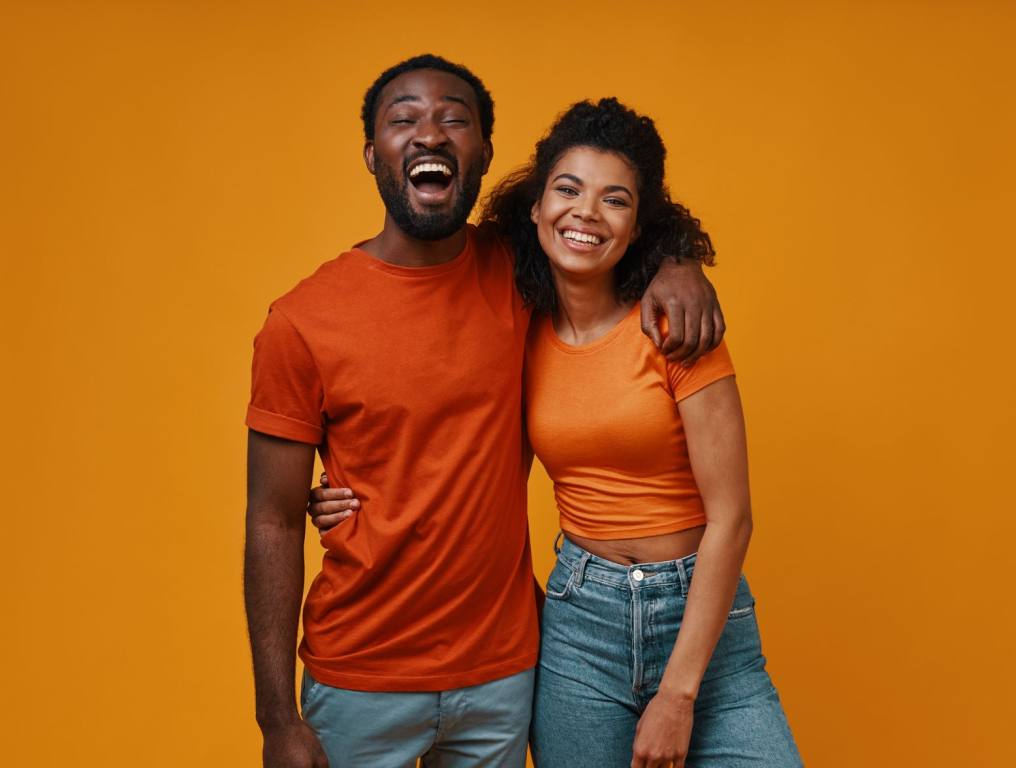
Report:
244,429,329,768
640,259,725,366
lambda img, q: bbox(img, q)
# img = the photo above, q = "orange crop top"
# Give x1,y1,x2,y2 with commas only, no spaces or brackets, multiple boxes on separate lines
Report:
524,303,736,540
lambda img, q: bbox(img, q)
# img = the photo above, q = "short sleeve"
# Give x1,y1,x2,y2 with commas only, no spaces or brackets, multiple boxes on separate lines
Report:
245,306,324,444
667,339,736,402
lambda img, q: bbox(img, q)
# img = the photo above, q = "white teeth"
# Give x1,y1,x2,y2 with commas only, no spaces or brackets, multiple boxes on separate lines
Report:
562,230,603,245
409,162,453,177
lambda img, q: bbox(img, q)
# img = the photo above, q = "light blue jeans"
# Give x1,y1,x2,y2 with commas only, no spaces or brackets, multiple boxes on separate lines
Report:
300,667,534,767
532,535,802,767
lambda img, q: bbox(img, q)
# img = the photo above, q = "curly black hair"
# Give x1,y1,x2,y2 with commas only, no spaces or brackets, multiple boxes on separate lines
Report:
361,54,495,141
481,97,715,313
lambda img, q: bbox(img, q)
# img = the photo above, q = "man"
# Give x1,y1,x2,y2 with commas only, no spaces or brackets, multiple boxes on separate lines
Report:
244,54,724,768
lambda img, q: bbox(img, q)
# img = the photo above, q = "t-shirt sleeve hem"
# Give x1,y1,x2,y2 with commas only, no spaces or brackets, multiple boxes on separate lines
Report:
246,404,322,444
673,370,735,402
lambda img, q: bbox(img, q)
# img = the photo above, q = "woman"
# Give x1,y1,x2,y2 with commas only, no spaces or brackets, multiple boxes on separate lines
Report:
312,98,801,768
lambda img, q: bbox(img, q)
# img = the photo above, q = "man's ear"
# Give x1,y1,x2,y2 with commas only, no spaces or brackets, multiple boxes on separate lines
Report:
364,142,376,175
481,140,494,175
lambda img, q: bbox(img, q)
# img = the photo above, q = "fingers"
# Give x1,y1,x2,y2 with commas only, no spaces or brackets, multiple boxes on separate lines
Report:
663,301,720,366
712,305,726,345
308,497,359,522
659,303,688,361
678,308,714,368
310,486,354,503
312,511,354,533
640,297,663,348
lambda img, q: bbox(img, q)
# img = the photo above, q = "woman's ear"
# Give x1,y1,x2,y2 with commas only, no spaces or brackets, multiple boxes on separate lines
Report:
531,200,540,225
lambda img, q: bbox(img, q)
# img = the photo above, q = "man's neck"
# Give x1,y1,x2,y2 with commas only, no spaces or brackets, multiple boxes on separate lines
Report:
359,214,468,267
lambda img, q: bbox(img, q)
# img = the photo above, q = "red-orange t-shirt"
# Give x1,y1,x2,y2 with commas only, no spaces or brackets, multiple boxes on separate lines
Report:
525,303,735,540
246,224,538,692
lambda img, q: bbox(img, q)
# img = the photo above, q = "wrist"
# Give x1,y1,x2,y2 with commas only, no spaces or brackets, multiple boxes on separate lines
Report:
657,677,699,703
257,709,302,733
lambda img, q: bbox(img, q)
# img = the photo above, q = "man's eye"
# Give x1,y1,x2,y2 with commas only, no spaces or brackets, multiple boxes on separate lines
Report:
391,118,415,125
444,118,467,125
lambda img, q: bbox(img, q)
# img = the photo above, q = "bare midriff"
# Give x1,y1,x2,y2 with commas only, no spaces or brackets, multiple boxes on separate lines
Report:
566,525,706,567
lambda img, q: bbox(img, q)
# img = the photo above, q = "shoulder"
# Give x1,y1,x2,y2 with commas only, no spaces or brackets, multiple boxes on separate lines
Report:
269,250,361,325
666,340,736,401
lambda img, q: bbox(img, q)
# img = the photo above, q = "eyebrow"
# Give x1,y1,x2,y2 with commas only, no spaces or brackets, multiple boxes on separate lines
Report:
388,94,471,108
552,173,634,198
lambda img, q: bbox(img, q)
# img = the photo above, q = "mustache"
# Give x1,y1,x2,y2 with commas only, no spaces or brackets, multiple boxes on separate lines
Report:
402,150,459,176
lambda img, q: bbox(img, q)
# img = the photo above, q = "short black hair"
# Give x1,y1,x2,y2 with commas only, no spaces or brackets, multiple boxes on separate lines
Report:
481,97,715,314
361,54,495,141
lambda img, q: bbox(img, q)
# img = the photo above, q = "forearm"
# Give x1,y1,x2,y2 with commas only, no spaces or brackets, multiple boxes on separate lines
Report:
659,511,752,700
244,513,306,730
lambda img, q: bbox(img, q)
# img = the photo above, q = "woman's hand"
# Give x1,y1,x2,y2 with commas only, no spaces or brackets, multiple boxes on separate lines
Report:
307,472,360,535
630,690,695,768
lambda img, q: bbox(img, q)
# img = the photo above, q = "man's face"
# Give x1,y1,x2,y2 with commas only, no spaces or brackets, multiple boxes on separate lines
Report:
365,69,493,241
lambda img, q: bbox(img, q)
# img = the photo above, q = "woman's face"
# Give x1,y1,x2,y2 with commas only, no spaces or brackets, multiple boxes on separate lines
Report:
531,146,640,285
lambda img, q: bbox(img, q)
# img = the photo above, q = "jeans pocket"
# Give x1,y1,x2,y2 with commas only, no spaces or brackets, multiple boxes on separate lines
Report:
300,670,326,715
727,574,756,620
545,561,575,600
727,602,756,620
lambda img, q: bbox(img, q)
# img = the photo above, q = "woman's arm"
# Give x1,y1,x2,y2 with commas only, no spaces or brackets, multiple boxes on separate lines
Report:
631,375,751,768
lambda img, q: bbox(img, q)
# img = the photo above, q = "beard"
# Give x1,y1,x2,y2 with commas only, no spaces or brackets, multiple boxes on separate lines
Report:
374,155,484,241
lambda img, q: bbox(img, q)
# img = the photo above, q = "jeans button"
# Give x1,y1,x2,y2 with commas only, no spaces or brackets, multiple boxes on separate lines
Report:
632,569,645,582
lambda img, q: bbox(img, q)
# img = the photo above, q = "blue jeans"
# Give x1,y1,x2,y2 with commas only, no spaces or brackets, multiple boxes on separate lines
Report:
301,668,534,767
531,535,802,767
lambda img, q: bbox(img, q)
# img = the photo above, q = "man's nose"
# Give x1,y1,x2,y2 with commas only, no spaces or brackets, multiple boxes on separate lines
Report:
411,117,448,150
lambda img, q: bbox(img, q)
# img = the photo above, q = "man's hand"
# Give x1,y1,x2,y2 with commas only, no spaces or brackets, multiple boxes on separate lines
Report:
640,258,724,366
308,472,360,535
630,690,695,768
262,721,330,768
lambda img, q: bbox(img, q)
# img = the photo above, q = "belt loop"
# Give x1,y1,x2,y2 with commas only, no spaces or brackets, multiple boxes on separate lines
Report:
676,559,689,597
553,531,564,555
574,552,591,588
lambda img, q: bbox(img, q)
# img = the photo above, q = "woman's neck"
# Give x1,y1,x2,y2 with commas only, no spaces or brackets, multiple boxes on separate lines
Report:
552,271,635,346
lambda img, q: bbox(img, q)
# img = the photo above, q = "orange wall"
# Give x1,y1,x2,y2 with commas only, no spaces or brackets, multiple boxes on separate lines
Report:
2,1,1014,765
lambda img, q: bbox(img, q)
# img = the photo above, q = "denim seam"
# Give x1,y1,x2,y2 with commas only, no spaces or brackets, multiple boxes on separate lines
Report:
581,572,682,591
631,582,644,706
677,559,689,597
574,553,590,589
301,679,322,712
546,564,577,599
728,601,757,619
434,690,445,741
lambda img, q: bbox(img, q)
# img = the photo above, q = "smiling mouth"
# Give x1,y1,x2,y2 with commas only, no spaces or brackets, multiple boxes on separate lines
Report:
408,161,454,197
560,229,604,246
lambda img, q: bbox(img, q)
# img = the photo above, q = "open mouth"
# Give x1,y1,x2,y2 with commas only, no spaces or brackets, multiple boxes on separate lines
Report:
408,159,455,199
559,228,605,249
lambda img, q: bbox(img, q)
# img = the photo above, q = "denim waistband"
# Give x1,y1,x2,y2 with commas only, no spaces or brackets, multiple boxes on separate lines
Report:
554,532,698,592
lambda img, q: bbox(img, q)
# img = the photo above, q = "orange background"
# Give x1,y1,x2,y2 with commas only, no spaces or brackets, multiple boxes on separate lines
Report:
2,1,1014,765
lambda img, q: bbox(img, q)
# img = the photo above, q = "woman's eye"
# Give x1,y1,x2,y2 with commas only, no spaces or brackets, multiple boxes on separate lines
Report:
605,197,628,207
555,186,578,196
